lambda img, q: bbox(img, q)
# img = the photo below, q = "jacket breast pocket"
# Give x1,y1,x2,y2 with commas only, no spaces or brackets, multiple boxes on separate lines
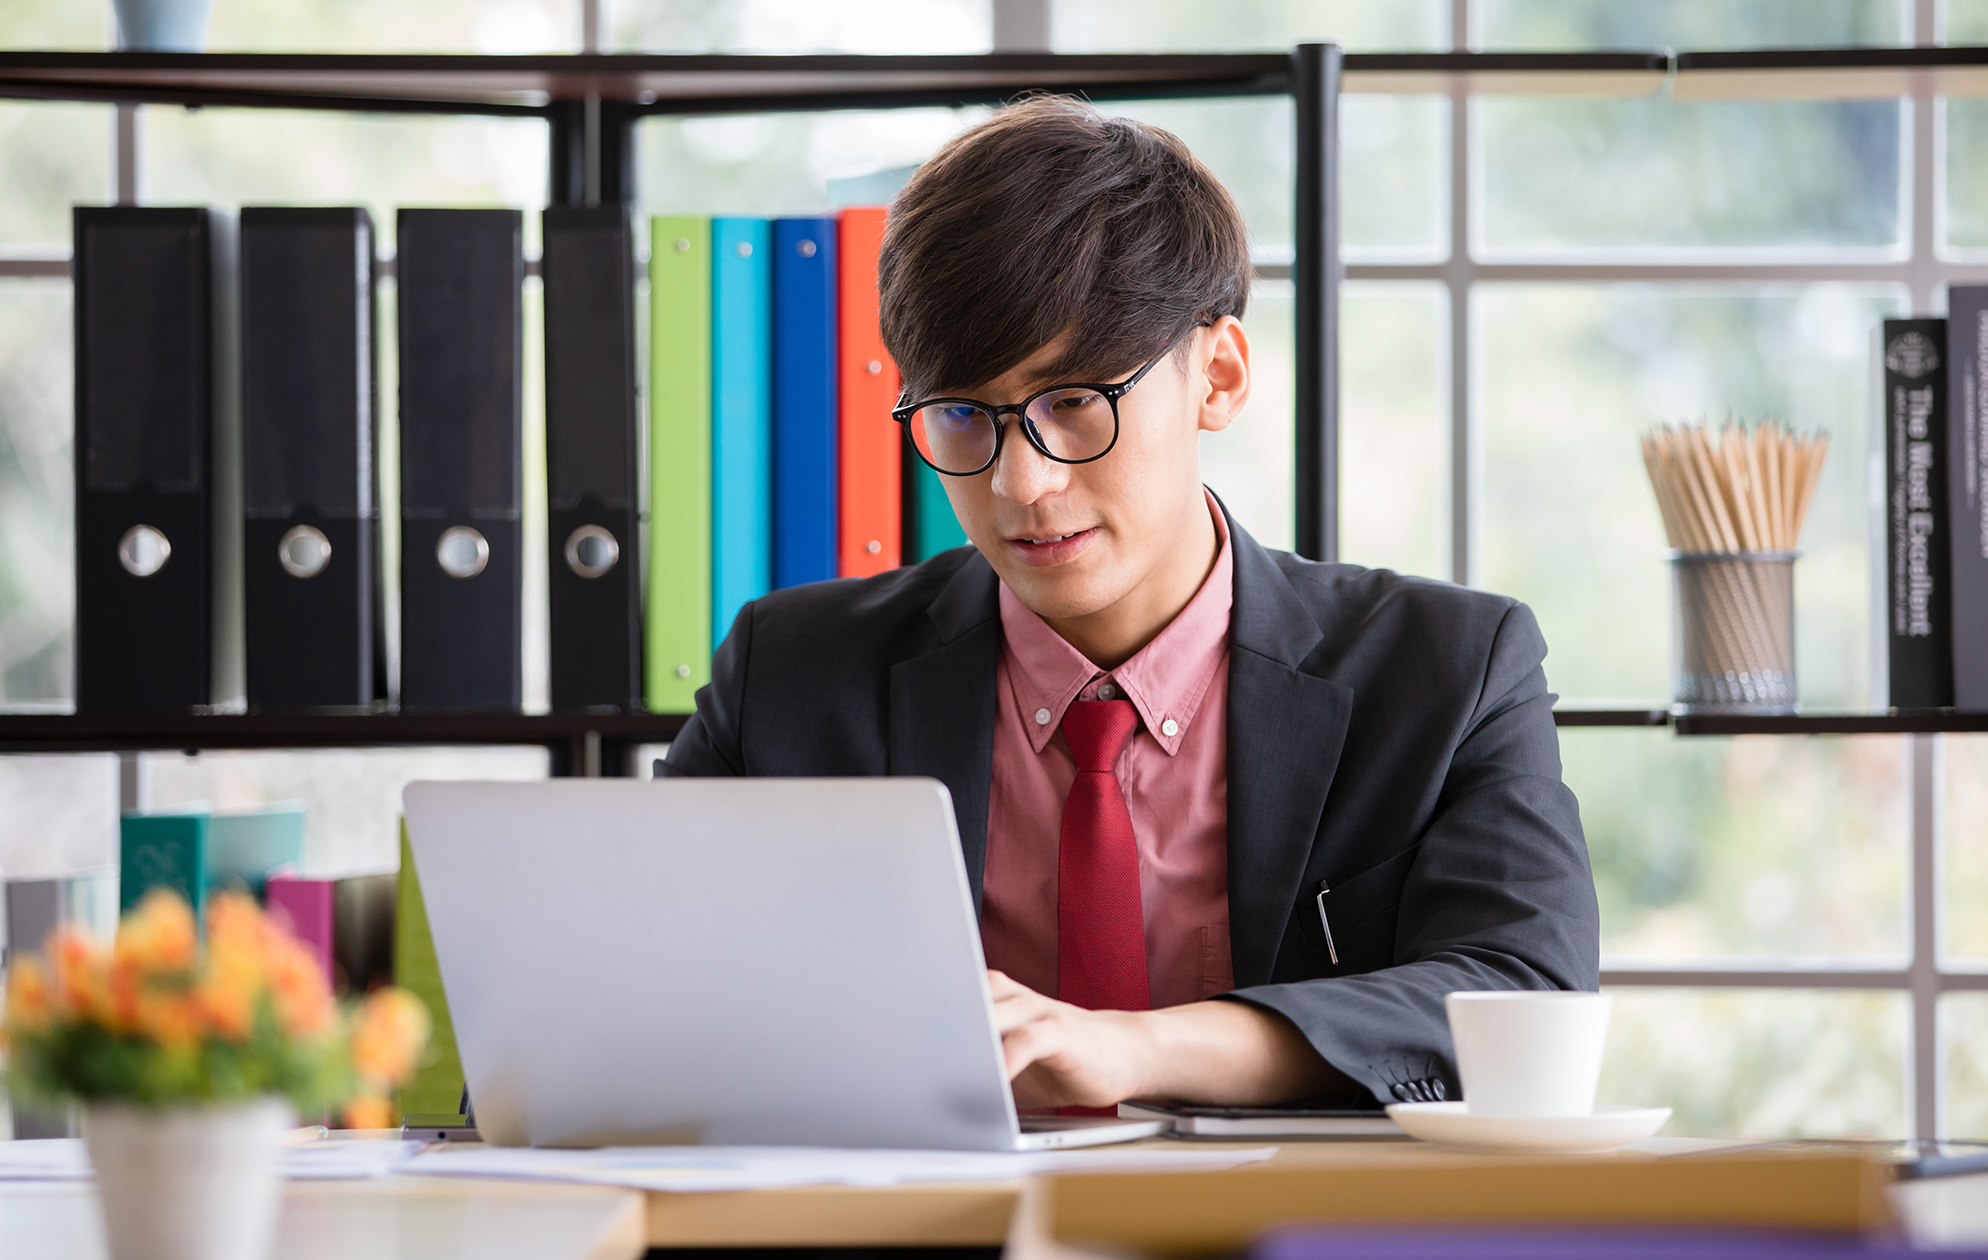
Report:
1293,843,1419,975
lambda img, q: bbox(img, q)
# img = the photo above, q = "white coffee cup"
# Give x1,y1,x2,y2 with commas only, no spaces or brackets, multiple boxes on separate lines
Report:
1446,990,1612,1118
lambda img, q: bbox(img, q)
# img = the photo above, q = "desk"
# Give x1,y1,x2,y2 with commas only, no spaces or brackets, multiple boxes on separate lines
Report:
631,1137,1963,1252
628,1138,1988,1256
8,1139,1988,1259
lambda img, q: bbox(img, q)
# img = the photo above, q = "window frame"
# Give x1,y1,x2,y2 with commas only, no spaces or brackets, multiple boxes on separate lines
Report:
1324,0,1981,1143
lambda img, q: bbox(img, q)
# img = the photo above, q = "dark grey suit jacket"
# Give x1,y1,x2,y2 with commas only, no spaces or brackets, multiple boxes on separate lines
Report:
662,505,1599,1106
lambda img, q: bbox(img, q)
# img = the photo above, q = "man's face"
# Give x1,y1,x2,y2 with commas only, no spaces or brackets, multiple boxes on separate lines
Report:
938,319,1250,624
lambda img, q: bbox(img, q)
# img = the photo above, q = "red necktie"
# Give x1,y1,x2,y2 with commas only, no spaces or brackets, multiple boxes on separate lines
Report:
1056,698,1150,1013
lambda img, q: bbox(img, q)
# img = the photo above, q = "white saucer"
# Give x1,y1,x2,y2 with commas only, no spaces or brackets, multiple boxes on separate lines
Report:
1384,1102,1673,1155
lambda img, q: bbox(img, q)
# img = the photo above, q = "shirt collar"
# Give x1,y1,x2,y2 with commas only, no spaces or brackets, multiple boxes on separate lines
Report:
998,490,1233,757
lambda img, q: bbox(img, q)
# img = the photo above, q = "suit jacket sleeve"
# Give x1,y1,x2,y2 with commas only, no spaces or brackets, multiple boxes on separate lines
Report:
1225,601,1600,1105
658,603,753,777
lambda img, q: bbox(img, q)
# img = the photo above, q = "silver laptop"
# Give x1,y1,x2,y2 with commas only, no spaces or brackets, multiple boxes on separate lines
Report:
402,777,1163,1151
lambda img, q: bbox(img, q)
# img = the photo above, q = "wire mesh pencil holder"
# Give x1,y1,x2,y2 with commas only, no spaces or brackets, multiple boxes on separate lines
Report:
1669,551,1799,715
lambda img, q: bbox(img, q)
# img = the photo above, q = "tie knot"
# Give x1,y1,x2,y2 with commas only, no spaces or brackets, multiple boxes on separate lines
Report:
1060,698,1139,773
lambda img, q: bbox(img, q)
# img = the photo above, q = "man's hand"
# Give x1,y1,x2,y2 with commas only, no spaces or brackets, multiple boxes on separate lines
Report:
987,970,1349,1110
988,970,1151,1108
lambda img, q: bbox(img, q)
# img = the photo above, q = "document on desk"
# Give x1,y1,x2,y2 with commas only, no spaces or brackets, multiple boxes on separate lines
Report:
0,1140,91,1180
402,1144,1279,1193
0,1138,423,1181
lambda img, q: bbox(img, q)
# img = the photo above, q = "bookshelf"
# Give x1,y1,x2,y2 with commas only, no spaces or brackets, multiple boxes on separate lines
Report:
0,46,1346,773
5,46,1988,766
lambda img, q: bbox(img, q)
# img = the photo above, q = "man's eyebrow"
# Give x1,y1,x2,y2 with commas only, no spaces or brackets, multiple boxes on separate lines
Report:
979,360,1139,400
1036,347,1149,386
924,345,1142,401
932,369,1064,402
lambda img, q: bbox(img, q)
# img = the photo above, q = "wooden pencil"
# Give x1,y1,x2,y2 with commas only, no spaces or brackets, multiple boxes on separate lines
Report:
1640,419,1830,698
1642,420,1828,553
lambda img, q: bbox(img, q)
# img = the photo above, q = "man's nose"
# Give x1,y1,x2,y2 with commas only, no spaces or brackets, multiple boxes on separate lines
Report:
989,419,1067,505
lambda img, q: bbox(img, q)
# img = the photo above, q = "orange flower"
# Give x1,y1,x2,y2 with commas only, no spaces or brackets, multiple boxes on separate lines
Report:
3,954,53,1036
114,889,198,977
14,887,434,1118
195,943,262,1042
342,1094,395,1131
205,891,279,962
132,986,204,1049
193,891,281,1042
50,927,112,1024
350,988,431,1090
266,937,334,1039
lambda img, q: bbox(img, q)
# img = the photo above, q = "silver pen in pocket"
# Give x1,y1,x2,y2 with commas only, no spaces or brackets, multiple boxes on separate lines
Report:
1315,880,1338,966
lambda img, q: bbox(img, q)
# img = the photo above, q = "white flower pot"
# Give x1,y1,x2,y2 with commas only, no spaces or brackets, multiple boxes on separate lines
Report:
109,0,216,51
83,1097,294,1260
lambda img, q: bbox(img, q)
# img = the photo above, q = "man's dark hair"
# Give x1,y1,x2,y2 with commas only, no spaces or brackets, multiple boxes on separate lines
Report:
878,96,1251,401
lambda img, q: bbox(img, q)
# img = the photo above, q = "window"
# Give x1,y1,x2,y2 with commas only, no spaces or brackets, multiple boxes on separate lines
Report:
138,747,551,876
1574,730,1908,962
0,103,108,250
1,0,1981,1140
1479,284,1896,707
616,0,989,53
0,280,72,704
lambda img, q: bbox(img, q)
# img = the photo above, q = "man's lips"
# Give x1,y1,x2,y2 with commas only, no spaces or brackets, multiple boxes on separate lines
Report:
1005,526,1099,566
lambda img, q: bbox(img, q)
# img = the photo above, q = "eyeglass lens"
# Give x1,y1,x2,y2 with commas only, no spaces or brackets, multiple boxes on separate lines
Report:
909,387,1116,474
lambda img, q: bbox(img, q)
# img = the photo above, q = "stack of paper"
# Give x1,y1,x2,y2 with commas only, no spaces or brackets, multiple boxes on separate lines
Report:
0,1138,422,1182
402,1143,1277,1193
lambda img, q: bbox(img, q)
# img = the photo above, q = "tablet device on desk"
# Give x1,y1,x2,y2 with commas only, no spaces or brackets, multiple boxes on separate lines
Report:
1119,1101,1405,1139
401,777,1163,1153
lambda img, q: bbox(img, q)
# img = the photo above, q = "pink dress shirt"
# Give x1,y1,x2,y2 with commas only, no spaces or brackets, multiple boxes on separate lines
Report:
980,495,1233,1010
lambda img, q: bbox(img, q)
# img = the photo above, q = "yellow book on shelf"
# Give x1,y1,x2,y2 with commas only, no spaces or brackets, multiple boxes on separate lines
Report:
393,818,463,1121
646,215,713,712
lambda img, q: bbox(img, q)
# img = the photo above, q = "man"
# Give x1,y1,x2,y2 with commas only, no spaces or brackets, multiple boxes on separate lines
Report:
663,97,1598,1112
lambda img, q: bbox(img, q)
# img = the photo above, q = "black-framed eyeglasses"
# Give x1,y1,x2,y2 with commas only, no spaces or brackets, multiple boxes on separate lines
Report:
891,343,1177,478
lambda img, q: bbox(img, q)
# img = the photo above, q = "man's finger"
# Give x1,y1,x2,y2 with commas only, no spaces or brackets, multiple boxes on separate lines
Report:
989,979,1050,1031
991,996,1039,1034
986,970,1031,1002
1010,1064,1063,1111
1001,1017,1061,1082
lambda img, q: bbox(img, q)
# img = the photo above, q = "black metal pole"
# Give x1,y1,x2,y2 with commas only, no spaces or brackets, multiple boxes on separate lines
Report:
548,97,638,207
547,98,586,207
1292,42,1340,563
598,99,638,205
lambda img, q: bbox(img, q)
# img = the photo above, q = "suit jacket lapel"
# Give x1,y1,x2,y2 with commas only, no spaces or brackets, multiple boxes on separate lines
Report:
889,554,1002,912
1224,514,1355,987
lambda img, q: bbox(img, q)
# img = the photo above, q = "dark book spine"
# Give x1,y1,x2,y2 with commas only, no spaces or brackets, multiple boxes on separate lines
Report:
1881,318,1954,709
1949,288,1988,711
543,205,642,712
72,207,219,711
395,208,524,713
239,207,378,711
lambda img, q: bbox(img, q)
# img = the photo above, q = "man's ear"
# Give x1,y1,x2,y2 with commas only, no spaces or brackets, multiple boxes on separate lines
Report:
1196,316,1250,435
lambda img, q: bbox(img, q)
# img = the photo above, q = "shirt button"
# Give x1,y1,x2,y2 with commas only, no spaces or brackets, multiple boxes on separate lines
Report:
1098,682,1117,700
1034,708,1051,726
1161,718,1179,737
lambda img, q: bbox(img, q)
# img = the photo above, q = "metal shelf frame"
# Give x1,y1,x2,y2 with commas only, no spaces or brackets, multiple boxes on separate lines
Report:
0,708,1975,766
1550,710,1988,734
0,711,688,777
